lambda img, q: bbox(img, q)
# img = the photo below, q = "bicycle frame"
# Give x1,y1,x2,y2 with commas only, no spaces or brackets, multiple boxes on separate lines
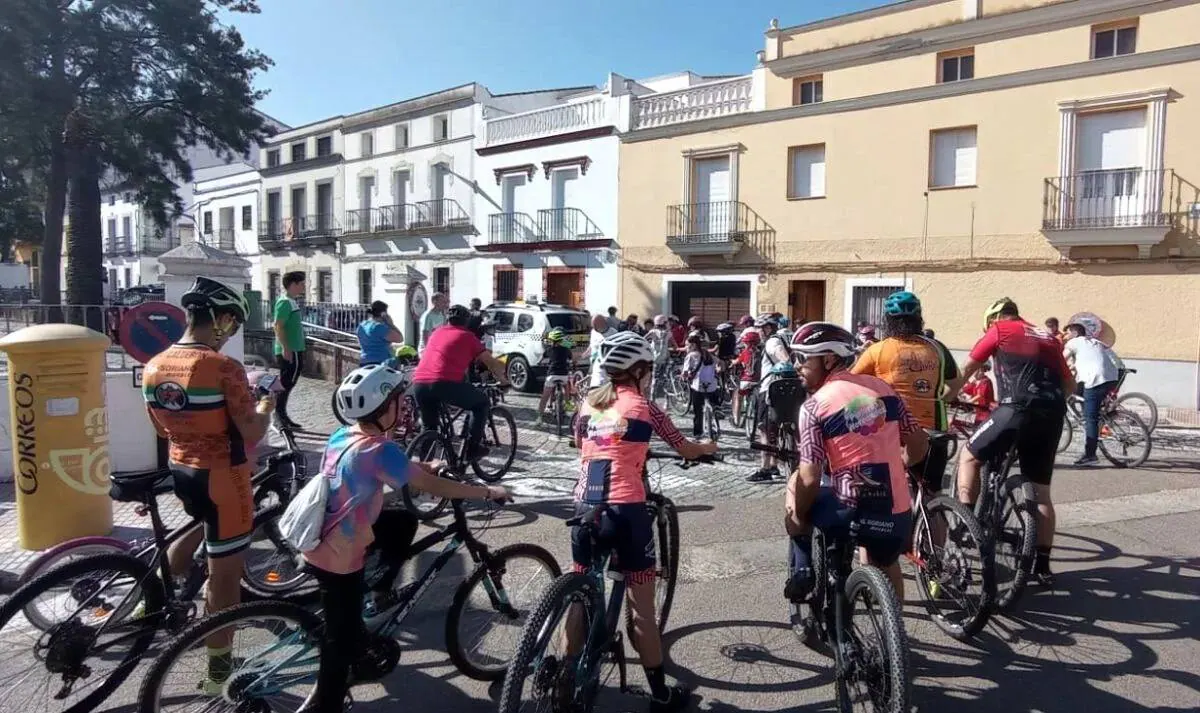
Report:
813,523,860,676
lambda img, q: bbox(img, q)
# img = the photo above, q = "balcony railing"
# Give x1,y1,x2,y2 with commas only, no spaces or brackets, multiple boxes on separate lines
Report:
103,231,182,257
537,208,604,242
411,199,471,231
666,201,769,256
200,228,236,252
488,212,544,245
258,214,341,251
632,76,753,130
1043,168,1177,230
344,204,424,235
485,98,610,146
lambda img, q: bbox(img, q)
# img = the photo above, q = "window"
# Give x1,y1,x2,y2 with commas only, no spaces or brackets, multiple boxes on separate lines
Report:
266,149,280,167
122,216,132,238
203,211,213,234
1092,22,1137,59
849,281,907,331
490,310,514,331
316,135,332,157
290,142,306,162
107,218,117,239
241,205,252,230
395,124,409,149
124,267,132,288
792,76,824,106
357,268,373,304
267,270,281,304
434,115,449,142
516,313,534,332
788,144,826,199
317,269,333,302
929,126,977,188
434,267,450,295
495,269,519,301
938,49,975,83
108,195,115,206
360,131,374,158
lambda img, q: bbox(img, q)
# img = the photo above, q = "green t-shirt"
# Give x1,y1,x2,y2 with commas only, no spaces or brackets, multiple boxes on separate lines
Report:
273,296,305,354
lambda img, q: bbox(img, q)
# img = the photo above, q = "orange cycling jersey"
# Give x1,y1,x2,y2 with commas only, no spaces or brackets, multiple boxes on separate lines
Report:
142,343,259,468
851,336,959,430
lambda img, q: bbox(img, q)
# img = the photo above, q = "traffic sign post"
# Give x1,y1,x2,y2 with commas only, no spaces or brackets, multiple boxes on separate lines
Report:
118,301,187,365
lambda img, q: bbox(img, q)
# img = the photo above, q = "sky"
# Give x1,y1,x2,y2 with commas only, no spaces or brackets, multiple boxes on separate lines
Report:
224,0,894,127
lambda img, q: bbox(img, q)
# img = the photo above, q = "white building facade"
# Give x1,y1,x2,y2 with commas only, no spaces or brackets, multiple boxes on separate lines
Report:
191,165,262,290
99,189,185,299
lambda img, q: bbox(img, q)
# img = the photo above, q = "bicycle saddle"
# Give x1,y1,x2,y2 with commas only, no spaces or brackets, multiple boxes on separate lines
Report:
109,468,173,503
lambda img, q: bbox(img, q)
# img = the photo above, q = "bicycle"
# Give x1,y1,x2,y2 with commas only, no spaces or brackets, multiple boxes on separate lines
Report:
968,433,1039,611
702,395,721,441
548,370,585,439
0,432,314,713
748,378,805,474
138,489,561,712
497,454,716,713
1059,392,1153,467
401,382,518,520
905,431,993,640
1112,368,1158,432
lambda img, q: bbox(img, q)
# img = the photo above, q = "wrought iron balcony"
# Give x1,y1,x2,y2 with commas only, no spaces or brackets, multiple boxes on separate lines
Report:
411,199,471,231
258,214,341,251
487,212,543,245
632,76,753,130
665,201,768,256
1042,168,1199,256
103,230,182,257
200,227,236,252
343,201,471,240
481,208,607,252
537,208,604,242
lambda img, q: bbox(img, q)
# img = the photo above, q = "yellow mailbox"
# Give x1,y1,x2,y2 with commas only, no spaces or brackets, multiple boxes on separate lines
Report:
0,323,114,549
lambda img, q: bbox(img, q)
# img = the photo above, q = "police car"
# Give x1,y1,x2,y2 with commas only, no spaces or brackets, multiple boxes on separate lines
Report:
483,300,590,391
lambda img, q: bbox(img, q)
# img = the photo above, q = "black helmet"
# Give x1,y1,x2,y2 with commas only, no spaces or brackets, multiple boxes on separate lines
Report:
446,304,471,326
181,277,248,323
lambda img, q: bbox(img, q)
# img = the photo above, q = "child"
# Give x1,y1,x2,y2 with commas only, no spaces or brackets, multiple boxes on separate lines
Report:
682,334,721,438
960,362,995,424
535,328,575,428
300,365,510,712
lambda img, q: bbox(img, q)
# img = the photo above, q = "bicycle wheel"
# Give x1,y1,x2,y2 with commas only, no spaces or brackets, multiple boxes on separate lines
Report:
138,600,322,713
18,537,133,629
744,391,758,440
555,387,567,439
668,379,690,417
981,474,1037,611
1117,392,1158,432
910,496,992,640
403,430,453,521
836,566,911,713
241,520,315,603
497,572,605,713
0,553,165,713
706,402,721,441
648,493,680,633
472,406,518,483
1056,411,1074,454
446,543,562,681
1098,409,1152,468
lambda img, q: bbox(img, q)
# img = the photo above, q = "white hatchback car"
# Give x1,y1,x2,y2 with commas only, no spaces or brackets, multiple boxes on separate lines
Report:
483,301,591,391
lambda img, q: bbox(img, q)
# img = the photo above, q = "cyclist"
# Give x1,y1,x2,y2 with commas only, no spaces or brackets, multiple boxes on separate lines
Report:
776,314,793,344
737,314,754,331
411,304,509,462
785,322,929,601
645,314,675,400
142,277,273,688
715,321,737,361
534,327,576,428
730,328,761,427
957,298,1073,586
311,364,511,712
686,315,707,345
568,331,716,712
682,333,721,438
747,314,793,483
852,290,962,494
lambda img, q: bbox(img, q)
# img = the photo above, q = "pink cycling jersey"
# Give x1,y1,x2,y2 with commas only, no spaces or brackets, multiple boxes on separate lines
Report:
574,385,687,504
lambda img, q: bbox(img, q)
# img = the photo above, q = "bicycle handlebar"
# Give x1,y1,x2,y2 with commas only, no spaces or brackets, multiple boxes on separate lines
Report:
646,450,723,467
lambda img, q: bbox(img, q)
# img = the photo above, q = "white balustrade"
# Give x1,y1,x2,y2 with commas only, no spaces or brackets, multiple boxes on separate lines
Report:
631,76,753,130
484,98,609,145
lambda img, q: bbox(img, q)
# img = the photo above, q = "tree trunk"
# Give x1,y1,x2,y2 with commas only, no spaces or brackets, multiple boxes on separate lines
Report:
39,135,67,318
64,113,104,331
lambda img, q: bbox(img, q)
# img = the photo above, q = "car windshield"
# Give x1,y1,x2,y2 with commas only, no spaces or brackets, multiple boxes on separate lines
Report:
547,313,590,334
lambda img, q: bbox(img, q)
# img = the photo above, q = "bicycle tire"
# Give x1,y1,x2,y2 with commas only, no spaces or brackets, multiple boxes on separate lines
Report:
1056,412,1074,454
19,537,133,629
497,572,604,713
835,566,911,713
555,387,566,439
706,402,721,441
472,406,518,483
911,496,993,640
0,553,165,713
1098,409,1152,468
445,543,562,681
137,599,323,713
402,430,453,521
981,474,1037,611
240,518,316,603
669,379,691,417
1117,392,1158,432
744,391,758,440
648,493,680,633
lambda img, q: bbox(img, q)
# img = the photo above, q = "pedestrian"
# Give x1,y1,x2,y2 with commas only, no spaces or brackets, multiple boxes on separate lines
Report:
1044,317,1063,344
273,270,307,430
1063,322,1124,466
589,313,617,388
668,315,685,350
625,313,642,335
419,292,448,354
682,334,721,438
606,306,623,332
960,362,995,425
641,317,655,334
356,301,405,367
469,298,483,317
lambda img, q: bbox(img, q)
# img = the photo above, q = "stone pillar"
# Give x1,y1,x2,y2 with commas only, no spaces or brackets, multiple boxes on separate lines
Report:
158,243,252,363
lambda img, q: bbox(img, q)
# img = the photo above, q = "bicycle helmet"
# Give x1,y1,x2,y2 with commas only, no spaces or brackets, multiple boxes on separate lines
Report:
181,276,248,323
983,297,1017,330
447,304,471,326
653,314,668,327
546,327,566,344
883,290,921,317
769,361,798,378
754,313,780,329
716,322,734,333
392,344,417,360
598,331,654,374
687,316,703,328
791,322,857,358
857,324,877,339
335,364,404,420
737,315,754,329
777,316,790,328
739,329,762,346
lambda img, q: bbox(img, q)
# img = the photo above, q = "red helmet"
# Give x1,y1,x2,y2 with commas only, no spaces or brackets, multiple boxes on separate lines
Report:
738,329,762,346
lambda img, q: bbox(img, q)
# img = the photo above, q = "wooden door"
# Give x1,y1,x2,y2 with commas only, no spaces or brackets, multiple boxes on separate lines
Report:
789,280,826,324
546,270,582,308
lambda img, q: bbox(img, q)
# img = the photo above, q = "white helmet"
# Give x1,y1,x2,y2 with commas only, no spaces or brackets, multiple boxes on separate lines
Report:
335,364,404,420
599,331,654,374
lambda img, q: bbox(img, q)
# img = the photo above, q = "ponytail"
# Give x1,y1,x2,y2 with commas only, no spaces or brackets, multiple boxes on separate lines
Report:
585,382,617,410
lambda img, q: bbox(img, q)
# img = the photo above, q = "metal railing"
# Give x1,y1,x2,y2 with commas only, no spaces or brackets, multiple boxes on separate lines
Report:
258,215,341,250
344,204,425,235
412,199,471,230
485,97,610,145
487,212,543,245
261,300,372,335
1043,168,1199,231
201,227,237,252
103,231,182,257
665,200,768,245
537,208,604,242
632,76,753,130
0,303,140,371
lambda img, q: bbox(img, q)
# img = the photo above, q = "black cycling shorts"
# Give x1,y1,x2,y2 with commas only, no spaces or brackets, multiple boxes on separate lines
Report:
811,489,910,568
909,435,951,493
570,502,656,584
966,402,1065,486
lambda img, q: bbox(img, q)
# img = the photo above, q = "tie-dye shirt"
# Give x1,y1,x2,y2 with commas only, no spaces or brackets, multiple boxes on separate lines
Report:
302,426,411,574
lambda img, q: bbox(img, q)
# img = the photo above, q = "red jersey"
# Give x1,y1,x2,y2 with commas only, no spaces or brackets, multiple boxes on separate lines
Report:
412,325,485,383
969,319,1071,405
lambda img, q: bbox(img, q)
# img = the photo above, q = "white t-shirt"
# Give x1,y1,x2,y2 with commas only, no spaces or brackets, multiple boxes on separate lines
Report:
682,351,719,393
588,327,617,387
646,328,671,364
1064,336,1123,389
758,334,792,395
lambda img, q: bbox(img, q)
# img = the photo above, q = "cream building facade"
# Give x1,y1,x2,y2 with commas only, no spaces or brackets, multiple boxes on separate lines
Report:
617,0,1200,409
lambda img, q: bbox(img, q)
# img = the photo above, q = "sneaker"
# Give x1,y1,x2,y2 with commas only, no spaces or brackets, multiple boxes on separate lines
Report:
649,685,694,713
746,467,779,483
1073,454,1100,466
1032,569,1055,588
784,566,813,602
198,677,225,697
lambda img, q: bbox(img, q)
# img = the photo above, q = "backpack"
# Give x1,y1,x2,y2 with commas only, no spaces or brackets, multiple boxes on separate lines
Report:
277,438,365,553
